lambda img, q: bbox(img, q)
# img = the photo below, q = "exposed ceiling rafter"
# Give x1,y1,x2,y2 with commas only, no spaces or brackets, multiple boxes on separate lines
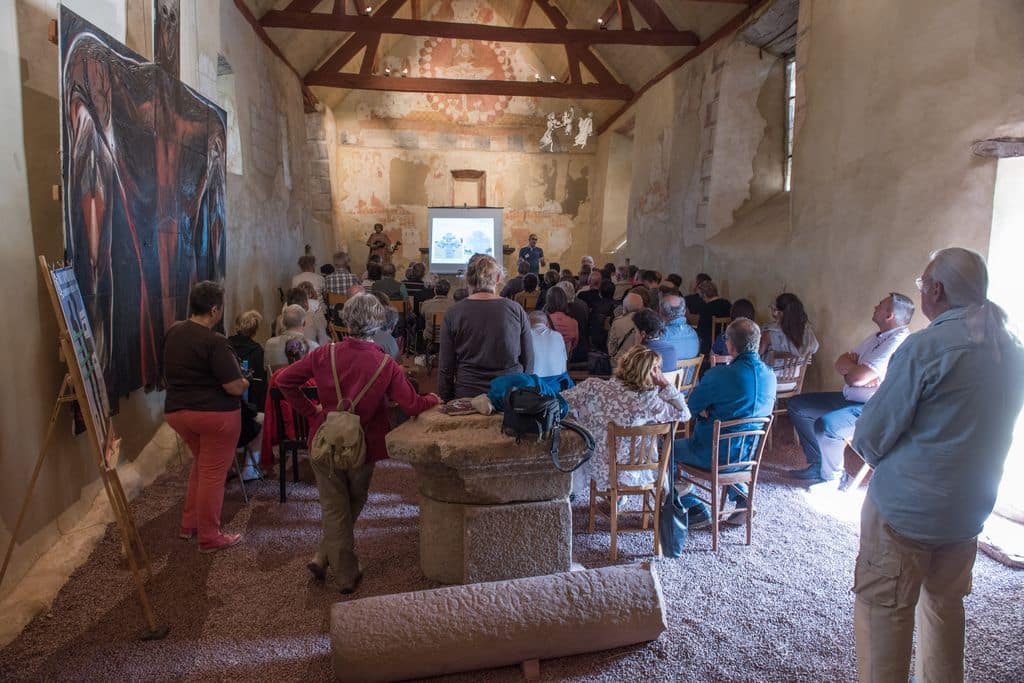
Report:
305,71,633,99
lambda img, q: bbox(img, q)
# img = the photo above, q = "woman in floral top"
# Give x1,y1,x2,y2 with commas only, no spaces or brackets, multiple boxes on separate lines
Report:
565,345,691,498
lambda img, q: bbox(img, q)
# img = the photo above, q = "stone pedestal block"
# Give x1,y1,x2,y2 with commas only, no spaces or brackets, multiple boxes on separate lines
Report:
330,564,668,682
420,496,571,584
386,409,588,584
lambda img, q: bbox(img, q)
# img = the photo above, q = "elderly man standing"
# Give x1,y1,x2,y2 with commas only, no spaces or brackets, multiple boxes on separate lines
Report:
673,318,776,527
789,292,915,486
851,248,1024,683
659,293,700,361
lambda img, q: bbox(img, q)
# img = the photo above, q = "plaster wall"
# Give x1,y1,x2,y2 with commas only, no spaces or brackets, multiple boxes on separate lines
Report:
0,0,333,609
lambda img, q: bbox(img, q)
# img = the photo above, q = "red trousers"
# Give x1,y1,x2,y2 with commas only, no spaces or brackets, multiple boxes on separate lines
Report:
166,409,241,544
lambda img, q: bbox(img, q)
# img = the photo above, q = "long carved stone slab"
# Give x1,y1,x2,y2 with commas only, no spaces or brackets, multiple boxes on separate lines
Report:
330,564,668,682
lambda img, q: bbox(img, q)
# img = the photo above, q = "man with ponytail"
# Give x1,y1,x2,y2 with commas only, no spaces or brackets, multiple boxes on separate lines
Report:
851,247,1024,683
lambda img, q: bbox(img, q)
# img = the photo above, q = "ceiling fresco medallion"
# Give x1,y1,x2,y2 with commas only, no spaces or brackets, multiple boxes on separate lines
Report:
418,38,514,125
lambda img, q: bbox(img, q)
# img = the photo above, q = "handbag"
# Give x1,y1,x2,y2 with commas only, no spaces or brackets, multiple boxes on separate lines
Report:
501,386,595,473
310,345,388,473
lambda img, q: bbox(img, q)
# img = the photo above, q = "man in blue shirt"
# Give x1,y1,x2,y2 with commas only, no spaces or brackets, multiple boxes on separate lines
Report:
851,248,1024,683
632,308,676,371
659,293,700,361
518,234,545,274
673,318,776,527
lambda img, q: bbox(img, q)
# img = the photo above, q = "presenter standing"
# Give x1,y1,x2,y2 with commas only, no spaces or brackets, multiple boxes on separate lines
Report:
519,234,545,274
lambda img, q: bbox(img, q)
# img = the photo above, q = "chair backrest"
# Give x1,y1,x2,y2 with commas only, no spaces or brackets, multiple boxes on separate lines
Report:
429,312,444,339
329,323,349,342
774,354,812,398
518,291,540,311
674,355,704,396
390,299,407,314
270,385,318,444
709,353,732,367
326,292,348,307
712,316,731,340
685,313,699,329
711,416,774,473
607,422,677,489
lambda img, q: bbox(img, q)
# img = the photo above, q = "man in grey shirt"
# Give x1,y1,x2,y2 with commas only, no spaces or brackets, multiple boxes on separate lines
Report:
851,248,1024,682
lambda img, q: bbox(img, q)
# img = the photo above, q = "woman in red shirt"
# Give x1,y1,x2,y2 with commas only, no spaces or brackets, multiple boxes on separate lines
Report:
544,285,579,357
277,293,439,593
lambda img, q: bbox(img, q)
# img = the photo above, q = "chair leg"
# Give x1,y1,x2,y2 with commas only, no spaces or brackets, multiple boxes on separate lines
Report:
652,488,662,557
848,463,871,493
641,491,651,530
279,446,286,503
710,482,719,553
588,480,596,534
292,447,300,483
234,451,249,504
720,487,729,513
609,493,618,561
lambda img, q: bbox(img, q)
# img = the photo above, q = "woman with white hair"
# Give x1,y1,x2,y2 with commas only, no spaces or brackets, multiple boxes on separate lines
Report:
438,255,534,400
278,293,440,593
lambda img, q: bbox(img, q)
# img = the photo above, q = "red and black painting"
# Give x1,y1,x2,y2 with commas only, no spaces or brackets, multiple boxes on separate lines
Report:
60,7,226,409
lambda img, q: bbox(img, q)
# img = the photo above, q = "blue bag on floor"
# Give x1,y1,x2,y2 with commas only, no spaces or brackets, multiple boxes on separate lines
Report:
659,485,689,557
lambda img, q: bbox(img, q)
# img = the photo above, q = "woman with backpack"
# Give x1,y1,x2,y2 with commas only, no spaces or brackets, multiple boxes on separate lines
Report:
277,293,440,593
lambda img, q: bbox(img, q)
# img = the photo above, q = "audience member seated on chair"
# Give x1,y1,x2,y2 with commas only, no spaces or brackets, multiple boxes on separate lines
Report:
696,280,731,356
501,260,530,299
608,292,644,366
712,299,756,356
451,287,469,302
673,319,777,528
266,305,317,371
260,337,314,473
362,262,382,289
761,292,820,361
565,345,690,499
514,273,542,311
684,272,712,321
296,281,330,346
526,311,570,387
367,291,401,360
292,254,325,296
438,255,534,401
325,251,360,295
660,293,700,361
278,293,441,594
788,292,914,486
577,271,603,306
401,262,430,304
632,308,677,372
544,285,579,358
587,279,617,351
371,263,408,301
535,270,560,308
228,309,267,410
420,279,453,345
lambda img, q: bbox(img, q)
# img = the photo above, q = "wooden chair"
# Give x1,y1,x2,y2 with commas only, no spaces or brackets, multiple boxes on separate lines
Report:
843,437,873,493
425,312,444,374
389,298,407,315
329,323,349,342
269,386,318,503
677,416,774,552
768,354,812,450
589,422,677,561
709,353,732,367
325,292,348,308
685,312,699,329
674,355,703,397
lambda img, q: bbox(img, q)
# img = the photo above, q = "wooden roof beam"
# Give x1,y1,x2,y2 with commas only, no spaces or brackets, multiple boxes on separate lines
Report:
305,71,633,100
312,0,408,75
260,10,699,46
630,0,677,32
531,0,625,86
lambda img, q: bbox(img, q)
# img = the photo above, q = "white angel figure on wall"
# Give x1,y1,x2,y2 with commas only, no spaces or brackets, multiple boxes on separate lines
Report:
574,112,594,148
562,107,575,137
540,112,560,152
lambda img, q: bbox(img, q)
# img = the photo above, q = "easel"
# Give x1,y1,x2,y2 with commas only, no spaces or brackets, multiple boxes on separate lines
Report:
0,257,168,640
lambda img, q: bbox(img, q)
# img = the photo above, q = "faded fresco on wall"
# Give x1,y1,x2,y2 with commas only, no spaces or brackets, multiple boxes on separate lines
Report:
61,7,227,407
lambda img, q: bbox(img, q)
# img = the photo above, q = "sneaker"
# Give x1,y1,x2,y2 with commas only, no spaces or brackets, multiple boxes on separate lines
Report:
178,527,197,541
687,506,713,530
198,533,243,554
722,509,756,527
790,465,823,481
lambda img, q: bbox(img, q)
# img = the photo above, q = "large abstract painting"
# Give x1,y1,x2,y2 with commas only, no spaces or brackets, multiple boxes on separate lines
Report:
60,6,226,409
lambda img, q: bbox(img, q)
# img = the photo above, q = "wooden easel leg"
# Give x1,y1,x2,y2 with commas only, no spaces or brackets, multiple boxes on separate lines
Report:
0,376,72,591
106,470,153,581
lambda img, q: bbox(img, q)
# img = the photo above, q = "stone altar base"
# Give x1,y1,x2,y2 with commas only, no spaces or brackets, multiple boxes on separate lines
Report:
386,409,588,584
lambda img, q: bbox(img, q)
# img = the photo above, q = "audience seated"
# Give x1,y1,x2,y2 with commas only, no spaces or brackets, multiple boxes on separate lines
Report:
673,319,777,528
608,292,644,364
761,292,820,361
587,280,617,351
696,280,731,356
325,251,360,295
363,262,382,289
580,255,595,271
544,285,579,358
401,262,432,306
451,287,469,302
438,255,533,401
577,271,603,306
684,272,711,320
372,263,409,301
296,282,330,346
266,304,317,371
278,293,439,593
788,293,914,485
526,311,569,387
228,309,267,409
557,281,590,364
369,291,401,360
659,293,700,361
711,299,756,356
565,345,690,497
501,260,530,299
666,273,683,291
260,336,313,473
536,270,560,308
633,308,677,372
514,273,541,311
420,279,453,345
320,264,335,277
292,254,325,295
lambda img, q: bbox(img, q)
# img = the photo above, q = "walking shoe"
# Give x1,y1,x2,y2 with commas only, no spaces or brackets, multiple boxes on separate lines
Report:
307,554,328,581
338,571,364,595
178,527,197,541
722,509,757,527
198,533,243,554
687,506,713,530
790,465,823,481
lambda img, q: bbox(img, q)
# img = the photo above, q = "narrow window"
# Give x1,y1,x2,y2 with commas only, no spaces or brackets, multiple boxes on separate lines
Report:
784,56,796,191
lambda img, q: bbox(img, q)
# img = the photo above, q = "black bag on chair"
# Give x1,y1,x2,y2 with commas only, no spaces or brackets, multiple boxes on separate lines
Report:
501,387,595,473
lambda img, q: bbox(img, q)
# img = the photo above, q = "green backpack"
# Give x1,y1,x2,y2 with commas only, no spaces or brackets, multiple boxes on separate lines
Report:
310,344,388,473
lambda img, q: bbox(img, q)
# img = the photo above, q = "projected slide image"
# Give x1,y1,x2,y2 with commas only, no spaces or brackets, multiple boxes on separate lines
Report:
430,218,495,265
